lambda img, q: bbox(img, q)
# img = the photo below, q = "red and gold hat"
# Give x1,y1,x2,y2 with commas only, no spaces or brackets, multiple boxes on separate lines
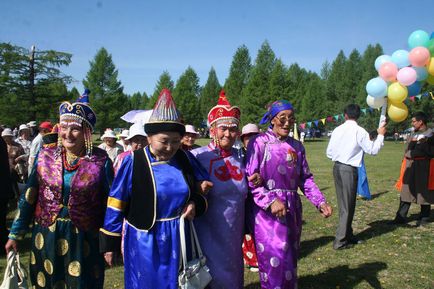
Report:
207,90,240,127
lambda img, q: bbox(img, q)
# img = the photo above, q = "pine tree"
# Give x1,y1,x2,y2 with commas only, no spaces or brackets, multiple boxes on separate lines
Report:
357,44,384,130
129,91,148,110
268,59,288,102
300,73,326,121
241,41,276,124
324,50,347,114
83,47,127,133
224,45,251,107
0,43,72,125
285,63,310,112
199,67,221,124
343,49,363,105
173,67,201,126
147,71,174,109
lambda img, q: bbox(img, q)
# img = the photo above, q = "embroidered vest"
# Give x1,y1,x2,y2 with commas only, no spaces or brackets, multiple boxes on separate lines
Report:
34,147,109,231
127,148,207,230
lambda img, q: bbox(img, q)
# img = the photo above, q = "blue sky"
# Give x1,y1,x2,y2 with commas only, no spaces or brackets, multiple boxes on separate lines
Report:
1,0,432,96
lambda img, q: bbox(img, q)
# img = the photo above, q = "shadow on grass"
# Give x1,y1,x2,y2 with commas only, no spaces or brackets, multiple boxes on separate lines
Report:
356,219,415,241
299,262,387,289
299,235,334,259
370,190,389,200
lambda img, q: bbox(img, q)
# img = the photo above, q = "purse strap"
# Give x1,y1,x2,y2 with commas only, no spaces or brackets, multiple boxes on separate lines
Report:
179,217,205,270
179,216,188,270
189,220,204,259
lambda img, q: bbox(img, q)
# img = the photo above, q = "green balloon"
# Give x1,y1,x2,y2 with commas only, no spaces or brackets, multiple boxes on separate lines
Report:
428,38,434,55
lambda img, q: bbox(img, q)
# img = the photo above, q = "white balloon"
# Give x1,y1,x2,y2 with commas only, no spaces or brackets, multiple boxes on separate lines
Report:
366,95,385,109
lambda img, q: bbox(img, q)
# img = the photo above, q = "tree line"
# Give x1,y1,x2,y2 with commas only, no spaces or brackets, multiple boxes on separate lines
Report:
0,41,432,134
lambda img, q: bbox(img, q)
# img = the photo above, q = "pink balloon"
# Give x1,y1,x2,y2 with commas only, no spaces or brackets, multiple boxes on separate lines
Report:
397,67,417,86
409,47,430,67
379,62,398,81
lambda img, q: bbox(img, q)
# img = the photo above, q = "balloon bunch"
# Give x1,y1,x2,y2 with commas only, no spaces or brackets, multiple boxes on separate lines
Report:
366,29,434,122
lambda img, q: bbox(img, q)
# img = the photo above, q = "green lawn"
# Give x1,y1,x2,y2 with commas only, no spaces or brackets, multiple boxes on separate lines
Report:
2,139,433,289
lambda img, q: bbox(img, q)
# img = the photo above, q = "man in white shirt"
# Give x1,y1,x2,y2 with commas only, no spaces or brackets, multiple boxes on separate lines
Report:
326,104,386,250
28,121,53,175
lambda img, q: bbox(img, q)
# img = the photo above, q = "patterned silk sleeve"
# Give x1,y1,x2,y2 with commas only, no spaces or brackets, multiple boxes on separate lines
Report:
99,154,133,253
9,158,40,240
298,145,326,208
246,137,277,210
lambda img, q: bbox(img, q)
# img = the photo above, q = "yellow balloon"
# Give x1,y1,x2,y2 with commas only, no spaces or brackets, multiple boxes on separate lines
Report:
387,82,408,104
388,102,408,122
427,74,434,85
427,57,434,75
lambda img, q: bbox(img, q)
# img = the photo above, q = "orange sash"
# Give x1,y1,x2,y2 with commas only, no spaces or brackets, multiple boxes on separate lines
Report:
395,158,406,191
395,158,434,191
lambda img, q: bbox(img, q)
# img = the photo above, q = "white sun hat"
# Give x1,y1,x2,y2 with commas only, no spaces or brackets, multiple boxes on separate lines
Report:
1,128,13,137
185,124,199,135
19,124,29,131
119,129,129,138
101,129,117,140
125,123,147,140
241,123,260,138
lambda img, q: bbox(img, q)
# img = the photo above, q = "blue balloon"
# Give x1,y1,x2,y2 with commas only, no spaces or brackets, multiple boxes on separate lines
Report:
414,67,428,81
408,30,430,48
366,77,387,98
407,81,422,96
391,50,410,68
374,55,392,71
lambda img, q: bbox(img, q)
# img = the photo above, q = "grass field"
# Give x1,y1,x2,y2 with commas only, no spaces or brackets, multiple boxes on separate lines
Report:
2,139,433,289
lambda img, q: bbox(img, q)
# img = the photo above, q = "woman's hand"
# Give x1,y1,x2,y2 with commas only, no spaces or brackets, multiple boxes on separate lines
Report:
248,173,262,187
270,199,286,218
104,252,115,267
198,181,213,195
5,239,18,254
181,202,196,221
319,203,332,218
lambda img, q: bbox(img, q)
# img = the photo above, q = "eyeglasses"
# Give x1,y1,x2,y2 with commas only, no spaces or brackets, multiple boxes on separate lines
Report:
275,115,296,125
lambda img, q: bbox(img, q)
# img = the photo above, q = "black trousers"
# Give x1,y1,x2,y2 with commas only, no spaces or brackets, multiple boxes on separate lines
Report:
395,199,431,221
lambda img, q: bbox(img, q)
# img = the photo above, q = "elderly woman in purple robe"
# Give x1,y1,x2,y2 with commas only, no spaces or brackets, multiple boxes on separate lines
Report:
245,100,332,289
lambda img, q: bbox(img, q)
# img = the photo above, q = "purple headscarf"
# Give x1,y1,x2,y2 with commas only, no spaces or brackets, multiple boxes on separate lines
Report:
259,100,294,125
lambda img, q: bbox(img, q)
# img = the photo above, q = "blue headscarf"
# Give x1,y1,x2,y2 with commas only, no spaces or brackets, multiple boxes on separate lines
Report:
259,100,294,125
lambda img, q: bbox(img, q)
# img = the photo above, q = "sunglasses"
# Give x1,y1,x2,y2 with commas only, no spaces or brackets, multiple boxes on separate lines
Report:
275,115,296,125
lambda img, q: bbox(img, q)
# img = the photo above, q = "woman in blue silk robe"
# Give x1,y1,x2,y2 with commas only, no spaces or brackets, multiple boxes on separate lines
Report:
99,89,209,289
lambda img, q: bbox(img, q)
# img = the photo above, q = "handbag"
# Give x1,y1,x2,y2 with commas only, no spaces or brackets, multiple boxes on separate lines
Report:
178,217,212,289
0,251,28,289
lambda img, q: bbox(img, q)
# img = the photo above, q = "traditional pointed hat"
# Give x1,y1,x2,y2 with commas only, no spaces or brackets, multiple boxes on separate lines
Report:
207,90,240,127
144,88,185,135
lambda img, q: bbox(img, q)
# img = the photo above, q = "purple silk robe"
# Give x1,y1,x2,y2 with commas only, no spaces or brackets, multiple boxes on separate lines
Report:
191,142,247,289
246,129,326,289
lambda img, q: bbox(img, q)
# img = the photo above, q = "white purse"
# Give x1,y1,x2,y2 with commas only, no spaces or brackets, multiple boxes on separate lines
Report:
178,217,212,289
0,251,28,289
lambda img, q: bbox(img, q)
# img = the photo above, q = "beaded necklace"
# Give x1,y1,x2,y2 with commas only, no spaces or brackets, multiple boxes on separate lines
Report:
62,148,84,171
